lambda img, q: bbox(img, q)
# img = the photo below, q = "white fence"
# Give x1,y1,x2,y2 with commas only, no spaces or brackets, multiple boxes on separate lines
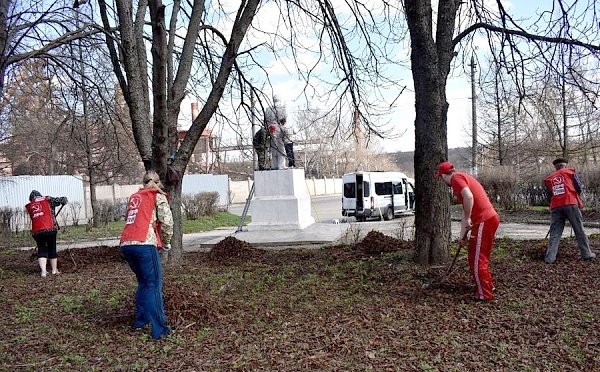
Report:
1,174,342,230
0,175,87,231
228,176,342,203
89,174,229,206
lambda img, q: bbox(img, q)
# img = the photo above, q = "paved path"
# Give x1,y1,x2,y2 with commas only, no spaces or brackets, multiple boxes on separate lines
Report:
19,218,598,253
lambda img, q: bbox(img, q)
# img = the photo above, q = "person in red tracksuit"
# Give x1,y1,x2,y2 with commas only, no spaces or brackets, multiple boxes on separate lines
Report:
25,190,68,277
437,162,500,301
543,158,596,263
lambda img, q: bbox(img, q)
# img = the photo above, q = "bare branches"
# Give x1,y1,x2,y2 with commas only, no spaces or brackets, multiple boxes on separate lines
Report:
454,21,600,51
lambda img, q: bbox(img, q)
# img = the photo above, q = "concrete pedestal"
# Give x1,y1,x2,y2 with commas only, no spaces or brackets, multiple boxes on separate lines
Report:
248,169,315,231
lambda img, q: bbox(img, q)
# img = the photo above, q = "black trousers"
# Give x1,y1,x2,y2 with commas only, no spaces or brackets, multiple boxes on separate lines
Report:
285,142,295,167
33,230,58,259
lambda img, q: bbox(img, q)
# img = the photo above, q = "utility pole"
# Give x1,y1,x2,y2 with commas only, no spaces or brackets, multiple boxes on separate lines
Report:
250,89,256,171
469,55,477,176
561,49,568,159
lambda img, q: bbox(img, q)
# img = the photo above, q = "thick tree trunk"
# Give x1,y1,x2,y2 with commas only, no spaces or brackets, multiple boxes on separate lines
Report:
413,89,451,264
405,0,459,265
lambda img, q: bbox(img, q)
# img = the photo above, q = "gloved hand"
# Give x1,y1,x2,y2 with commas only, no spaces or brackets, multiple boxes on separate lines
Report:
163,244,172,251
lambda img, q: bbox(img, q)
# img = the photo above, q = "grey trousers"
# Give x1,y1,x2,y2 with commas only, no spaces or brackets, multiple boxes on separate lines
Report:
545,204,596,263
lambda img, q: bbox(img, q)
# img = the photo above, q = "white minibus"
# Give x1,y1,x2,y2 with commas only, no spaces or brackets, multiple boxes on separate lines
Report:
342,171,415,221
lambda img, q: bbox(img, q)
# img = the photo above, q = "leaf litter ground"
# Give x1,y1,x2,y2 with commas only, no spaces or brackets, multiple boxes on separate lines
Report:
1,231,599,370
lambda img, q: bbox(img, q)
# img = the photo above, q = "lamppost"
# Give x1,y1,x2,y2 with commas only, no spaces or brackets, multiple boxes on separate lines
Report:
469,54,477,176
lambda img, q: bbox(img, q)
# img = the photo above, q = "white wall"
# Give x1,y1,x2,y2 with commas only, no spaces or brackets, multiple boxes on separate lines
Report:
0,174,342,230
229,177,342,203
0,175,87,231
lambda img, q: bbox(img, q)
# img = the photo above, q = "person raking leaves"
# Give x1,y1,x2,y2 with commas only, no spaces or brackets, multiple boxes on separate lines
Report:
25,190,68,278
437,162,500,302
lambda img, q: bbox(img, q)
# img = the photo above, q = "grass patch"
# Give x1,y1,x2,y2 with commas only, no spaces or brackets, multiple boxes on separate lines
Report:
181,212,248,234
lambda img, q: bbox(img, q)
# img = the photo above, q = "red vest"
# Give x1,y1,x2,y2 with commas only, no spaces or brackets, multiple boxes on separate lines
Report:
544,168,582,209
26,196,55,233
120,189,162,246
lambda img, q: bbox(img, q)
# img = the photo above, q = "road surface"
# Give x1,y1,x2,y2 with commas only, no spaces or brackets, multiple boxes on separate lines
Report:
229,195,600,240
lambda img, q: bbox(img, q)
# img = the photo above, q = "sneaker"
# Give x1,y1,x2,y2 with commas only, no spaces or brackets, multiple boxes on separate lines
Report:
52,270,60,275
41,272,47,278
583,256,596,262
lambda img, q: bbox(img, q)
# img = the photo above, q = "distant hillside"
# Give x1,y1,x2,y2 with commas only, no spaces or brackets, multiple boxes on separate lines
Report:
391,147,472,177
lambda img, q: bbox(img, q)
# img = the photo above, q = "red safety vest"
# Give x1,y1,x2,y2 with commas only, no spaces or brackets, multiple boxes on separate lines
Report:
120,189,163,247
26,196,55,233
544,167,582,209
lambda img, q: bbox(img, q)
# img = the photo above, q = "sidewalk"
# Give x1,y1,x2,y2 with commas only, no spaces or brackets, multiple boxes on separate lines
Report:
19,222,352,253
33,219,600,253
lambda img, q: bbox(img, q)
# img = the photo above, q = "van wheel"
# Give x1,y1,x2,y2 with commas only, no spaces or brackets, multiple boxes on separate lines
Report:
383,207,394,221
357,216,366,222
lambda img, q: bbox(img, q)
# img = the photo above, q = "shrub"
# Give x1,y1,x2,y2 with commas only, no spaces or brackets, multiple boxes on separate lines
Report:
0,207,29,235
181,192,220,220
0,207,14,235
478,166,523,210
475,163,600,212
578,167,600,210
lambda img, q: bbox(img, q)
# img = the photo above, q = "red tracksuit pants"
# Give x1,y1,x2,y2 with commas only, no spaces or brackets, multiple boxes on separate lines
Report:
468,214,500,300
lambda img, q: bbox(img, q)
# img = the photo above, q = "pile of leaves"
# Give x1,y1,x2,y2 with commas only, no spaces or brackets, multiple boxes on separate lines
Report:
353,230,412,255
58,246,122,272
208,236,264,263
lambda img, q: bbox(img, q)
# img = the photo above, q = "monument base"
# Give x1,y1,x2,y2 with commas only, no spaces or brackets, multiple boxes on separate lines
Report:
247,169,315,231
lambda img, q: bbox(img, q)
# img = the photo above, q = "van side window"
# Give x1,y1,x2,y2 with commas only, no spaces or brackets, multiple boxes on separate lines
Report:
393,182,403,194
343,183,355,198
363,181,370,197
375,182,392,195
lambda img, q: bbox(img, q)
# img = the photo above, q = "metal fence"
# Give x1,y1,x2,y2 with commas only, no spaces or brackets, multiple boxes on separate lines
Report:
1,174,341,231
0,175,87,231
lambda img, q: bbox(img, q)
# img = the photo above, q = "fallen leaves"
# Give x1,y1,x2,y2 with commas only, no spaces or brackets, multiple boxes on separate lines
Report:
0,234,598,370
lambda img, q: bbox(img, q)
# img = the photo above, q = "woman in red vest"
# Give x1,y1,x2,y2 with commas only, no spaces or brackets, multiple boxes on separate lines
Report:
25,190,68,277
120,170,173,340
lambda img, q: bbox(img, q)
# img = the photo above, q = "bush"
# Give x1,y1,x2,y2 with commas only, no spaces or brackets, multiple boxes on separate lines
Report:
94,200,128,226
0,207,14,235
182,192,220,220
0,207,29,235
578,167,600,210
478,166,524,210
475,163,600,212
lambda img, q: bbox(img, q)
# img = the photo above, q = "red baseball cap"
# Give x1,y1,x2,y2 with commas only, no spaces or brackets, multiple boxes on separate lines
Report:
436,161,455,176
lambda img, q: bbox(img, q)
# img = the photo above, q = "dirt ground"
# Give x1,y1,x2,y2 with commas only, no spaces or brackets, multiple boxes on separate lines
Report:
1,230,599,370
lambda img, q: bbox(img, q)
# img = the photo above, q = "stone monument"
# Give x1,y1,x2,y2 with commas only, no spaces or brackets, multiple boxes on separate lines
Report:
248,168,315,231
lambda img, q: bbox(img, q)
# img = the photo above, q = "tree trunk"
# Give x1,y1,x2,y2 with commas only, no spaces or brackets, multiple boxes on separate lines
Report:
405,0,459,265
413,85,452,265
164,179,183,265
88,172,100,227
0,0,10,97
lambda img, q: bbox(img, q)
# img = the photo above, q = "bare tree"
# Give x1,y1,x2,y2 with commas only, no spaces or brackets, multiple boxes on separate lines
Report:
0,0,99,98
402,0,600,264
96,0,262,263
88,0,600,266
